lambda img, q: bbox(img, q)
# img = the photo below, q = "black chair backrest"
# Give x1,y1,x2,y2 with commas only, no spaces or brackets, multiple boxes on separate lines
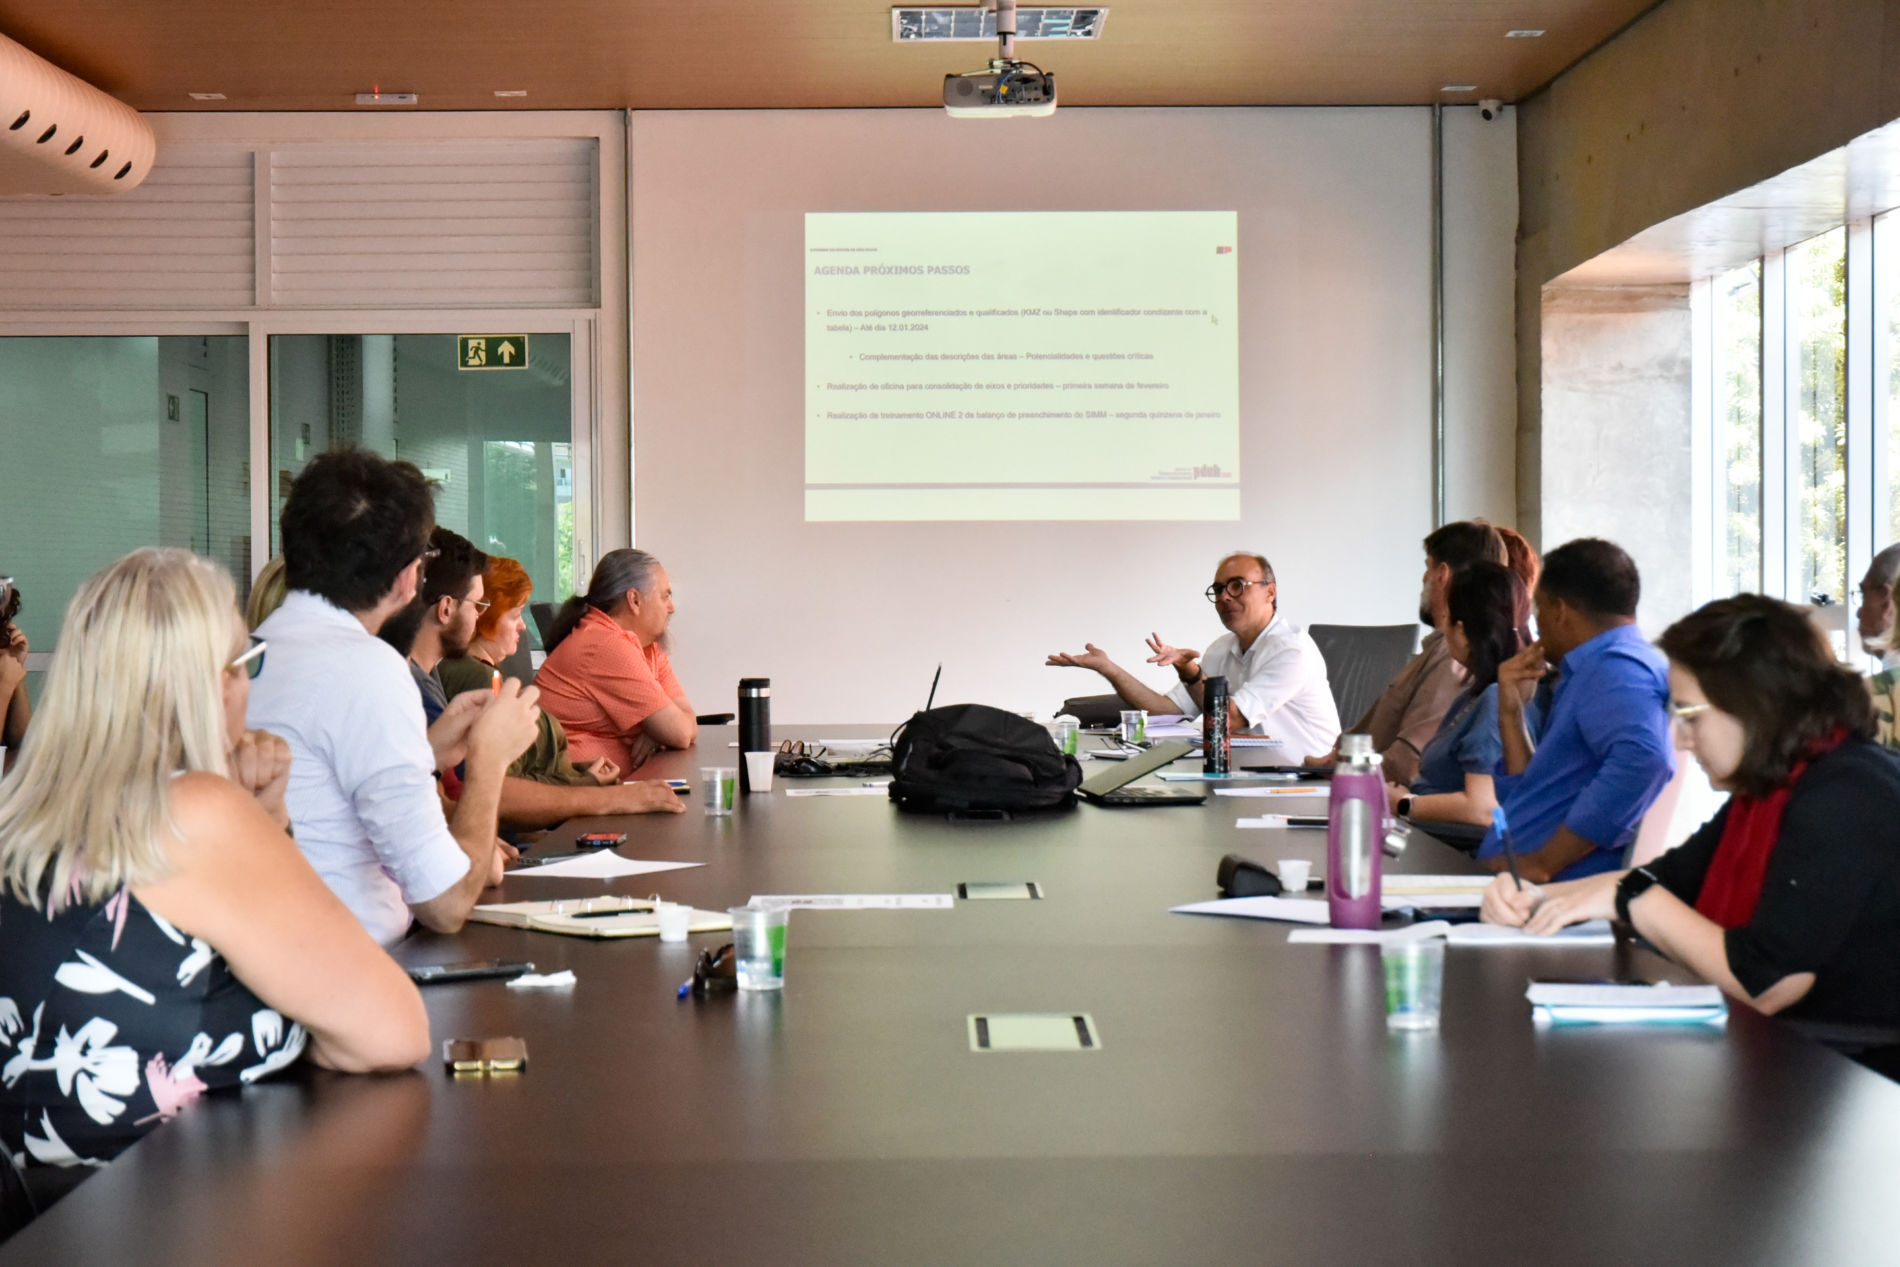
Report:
0,1146,37,1245
497,639,535,685
1307,623,1420,730
528,601,557,649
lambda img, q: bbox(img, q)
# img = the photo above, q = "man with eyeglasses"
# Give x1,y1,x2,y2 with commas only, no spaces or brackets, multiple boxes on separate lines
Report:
249,450,542,946
1046,552,1340,759
385,527,490,728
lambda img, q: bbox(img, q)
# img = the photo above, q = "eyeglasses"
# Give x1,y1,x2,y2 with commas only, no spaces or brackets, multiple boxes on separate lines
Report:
1669,701,1713,727
417,547,441,566
460,596,491,615
230,634,268,680
1204,578,1271,603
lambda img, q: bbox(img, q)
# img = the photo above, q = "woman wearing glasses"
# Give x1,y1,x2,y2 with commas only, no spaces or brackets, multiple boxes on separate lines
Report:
1482,595,1900,1067
0,549,428,1187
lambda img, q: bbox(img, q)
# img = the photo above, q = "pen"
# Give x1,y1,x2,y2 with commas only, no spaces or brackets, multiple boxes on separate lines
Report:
676,977,694,1000
1491,807,1524,891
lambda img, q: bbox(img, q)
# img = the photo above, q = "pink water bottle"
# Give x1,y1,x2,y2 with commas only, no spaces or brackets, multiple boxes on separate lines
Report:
1328,733,1387,929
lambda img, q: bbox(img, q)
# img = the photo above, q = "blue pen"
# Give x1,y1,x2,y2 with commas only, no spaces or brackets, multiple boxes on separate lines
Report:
1491,806,1525,891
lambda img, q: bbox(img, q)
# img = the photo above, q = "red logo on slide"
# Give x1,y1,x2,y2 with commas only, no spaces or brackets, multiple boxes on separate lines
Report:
1215,246,1233,254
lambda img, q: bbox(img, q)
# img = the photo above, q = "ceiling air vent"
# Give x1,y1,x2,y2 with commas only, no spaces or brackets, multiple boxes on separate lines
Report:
893,7,1107,42
0,32,155,195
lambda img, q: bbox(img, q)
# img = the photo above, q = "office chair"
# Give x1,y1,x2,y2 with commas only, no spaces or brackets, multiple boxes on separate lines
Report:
1307,624,1420,729
0,1146,36,1244
1056,694,1125,728
528,602,557,648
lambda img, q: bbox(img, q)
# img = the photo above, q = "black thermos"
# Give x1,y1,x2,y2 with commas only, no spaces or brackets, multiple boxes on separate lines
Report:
738,677,772,792
1203,675,1231,775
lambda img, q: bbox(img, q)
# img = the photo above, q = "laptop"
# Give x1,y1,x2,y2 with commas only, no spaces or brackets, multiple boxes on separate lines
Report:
1077,740,1207,806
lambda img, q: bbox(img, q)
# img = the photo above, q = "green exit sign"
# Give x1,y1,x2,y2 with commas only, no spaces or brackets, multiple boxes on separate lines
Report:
457,334,529,370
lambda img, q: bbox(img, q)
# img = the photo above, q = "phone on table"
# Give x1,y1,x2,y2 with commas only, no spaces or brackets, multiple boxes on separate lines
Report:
576,832,627,849
407,960,535,984
666,779,690,795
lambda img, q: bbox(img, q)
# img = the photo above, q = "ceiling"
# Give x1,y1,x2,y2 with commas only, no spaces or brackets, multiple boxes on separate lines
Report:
0,0,1658,113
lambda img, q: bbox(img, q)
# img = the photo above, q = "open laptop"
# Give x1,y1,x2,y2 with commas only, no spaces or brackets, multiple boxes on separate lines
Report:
1077,740,1207,806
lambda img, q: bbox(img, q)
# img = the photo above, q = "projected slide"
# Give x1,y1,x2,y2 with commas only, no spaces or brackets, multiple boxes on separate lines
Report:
805,211,1240,521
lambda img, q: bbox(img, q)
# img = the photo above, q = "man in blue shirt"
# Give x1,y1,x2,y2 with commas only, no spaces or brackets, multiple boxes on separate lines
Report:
1481,538,1674,883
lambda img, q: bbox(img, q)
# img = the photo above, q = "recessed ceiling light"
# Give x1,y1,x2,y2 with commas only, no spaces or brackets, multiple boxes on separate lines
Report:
188,92,226,101
1505,29,1545,38
1440,84,1477,92
494,90,528,98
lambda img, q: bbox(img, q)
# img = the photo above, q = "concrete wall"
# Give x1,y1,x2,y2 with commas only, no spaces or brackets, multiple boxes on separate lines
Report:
1516,0,1900,543
1539,286,1694,634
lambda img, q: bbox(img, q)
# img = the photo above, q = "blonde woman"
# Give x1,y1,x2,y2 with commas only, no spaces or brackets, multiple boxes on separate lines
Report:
245,553,289,631
0,549,428,1181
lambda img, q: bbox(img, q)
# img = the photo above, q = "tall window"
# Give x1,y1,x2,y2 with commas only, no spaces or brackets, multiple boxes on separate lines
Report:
1790,228,1848,604
1713,261,1762,596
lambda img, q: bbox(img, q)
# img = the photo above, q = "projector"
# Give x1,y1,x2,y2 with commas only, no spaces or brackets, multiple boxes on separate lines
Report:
943,63,1057,118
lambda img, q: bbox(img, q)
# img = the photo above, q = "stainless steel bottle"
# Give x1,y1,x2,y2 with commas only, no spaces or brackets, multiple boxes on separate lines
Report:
738,678,771,793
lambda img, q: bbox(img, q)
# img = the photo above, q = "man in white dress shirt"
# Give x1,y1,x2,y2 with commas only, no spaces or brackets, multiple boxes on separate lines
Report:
1046,552,1340,759
248,450,540,945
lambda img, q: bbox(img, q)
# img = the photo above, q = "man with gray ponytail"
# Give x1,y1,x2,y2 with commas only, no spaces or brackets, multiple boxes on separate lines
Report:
537,548,699,772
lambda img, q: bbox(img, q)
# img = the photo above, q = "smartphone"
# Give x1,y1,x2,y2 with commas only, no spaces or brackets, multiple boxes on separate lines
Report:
666,779,690,795
407,960,535,984
576,831,627,848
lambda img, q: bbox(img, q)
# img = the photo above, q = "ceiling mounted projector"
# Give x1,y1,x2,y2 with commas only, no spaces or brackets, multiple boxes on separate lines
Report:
942,1,1057,118
0,31,156,195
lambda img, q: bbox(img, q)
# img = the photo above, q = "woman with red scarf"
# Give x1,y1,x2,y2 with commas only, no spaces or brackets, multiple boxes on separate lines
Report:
1481,595,1900,1040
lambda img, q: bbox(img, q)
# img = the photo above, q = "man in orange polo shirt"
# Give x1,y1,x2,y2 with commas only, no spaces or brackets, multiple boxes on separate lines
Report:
535,548,698,771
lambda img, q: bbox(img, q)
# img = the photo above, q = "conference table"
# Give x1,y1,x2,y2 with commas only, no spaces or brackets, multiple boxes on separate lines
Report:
9,725,1900,1265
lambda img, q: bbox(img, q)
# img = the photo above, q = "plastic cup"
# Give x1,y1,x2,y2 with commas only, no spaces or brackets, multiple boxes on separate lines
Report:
729,904,789,990
1119,709,1148,744
1278,859,1312,892
701,766,737,816
1382,939,1446,1031
1052,716,1080,756
655,901,691,943
742,750,775,793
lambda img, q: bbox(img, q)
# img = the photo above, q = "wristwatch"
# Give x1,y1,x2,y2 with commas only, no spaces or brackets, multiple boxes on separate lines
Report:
1396,796,1413,818
1615,866,1660,927
1183,664,1205,686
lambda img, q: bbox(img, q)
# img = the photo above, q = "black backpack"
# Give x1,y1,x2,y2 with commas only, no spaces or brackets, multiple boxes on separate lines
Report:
888,704,1084,816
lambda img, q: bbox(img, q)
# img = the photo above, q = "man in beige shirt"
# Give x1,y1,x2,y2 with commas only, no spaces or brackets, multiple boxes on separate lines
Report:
1342,522,1509,784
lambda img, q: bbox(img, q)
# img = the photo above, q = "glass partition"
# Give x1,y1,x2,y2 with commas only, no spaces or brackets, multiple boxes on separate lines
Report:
1790,227,1847,605
1713,261,1762,597
268,334,575,645
0,335,251,661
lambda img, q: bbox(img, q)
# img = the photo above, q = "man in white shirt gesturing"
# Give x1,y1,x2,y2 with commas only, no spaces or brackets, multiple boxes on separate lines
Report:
249,450,541,945
1047,552,1340,760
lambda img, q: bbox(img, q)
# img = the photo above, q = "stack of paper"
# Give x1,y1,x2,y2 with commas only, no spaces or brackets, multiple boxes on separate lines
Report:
1525,981,1728,1026
1448,920,1615,947
1287,921,1452,945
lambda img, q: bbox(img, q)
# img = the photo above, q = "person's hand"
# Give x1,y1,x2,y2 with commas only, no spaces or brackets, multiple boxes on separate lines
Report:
616,780,687,815
1303,750,1337,769
1143,633,1201,677
1519,872,1620,935
1046,643,1114,673
426,691,489,772
1497,640,1552,711
486,838,518,887
1,624,25,667
626,732,662,771
1479,874,1543,927
580,756,622,786
228,729,294,830
1385,781,1408,813
465,680,541,774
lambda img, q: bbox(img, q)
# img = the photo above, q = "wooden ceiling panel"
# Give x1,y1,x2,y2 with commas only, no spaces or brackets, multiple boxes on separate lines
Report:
0,0,1659,111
